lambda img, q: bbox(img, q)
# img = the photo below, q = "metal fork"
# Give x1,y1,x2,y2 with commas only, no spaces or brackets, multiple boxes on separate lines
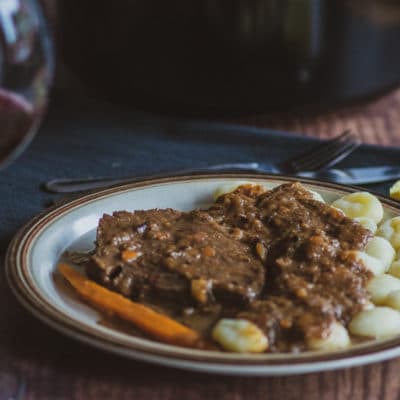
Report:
44,130,360,193
279,130,359,173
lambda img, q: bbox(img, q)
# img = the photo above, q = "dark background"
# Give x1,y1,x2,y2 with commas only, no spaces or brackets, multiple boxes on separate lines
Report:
41,0,400,116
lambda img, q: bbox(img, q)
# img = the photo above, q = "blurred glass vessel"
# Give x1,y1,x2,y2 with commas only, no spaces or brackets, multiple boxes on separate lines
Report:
0,0,53,168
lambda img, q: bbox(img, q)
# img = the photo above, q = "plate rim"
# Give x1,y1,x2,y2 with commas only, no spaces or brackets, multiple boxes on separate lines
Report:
7,173,400,375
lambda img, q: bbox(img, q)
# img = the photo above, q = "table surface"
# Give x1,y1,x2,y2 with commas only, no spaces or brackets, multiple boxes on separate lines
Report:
237,87,400,147
2,87,400,399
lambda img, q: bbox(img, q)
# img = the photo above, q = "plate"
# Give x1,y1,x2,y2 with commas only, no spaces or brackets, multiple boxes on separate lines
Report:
6,173,400,376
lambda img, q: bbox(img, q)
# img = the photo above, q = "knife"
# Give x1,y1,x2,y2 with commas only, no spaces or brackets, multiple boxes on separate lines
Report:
44,164,400,193
297,165,400,185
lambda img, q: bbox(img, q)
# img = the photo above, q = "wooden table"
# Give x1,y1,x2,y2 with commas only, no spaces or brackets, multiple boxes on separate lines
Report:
2,87,400,399
238,87,400,147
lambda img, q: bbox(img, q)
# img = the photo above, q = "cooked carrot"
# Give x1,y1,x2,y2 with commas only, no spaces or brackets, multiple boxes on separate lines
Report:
121,250,140,262
58,263,202,348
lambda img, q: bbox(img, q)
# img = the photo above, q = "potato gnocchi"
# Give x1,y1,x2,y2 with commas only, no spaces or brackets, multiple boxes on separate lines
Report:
212,319,269,353
349,307,400,339
367,274,400,304
354,217,377,234
331,192,383,223
307,322,350,351
377,217,400,250
383,290,400,311
353,251,385,276
388,260,400,279
365,237,395,271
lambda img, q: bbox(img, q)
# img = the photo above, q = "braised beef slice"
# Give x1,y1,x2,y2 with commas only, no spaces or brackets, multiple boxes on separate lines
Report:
86,209,187,300
87,209,265,304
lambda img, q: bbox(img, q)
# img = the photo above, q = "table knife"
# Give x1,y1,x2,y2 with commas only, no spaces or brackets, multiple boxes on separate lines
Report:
44,164,400,193
297,165,400,185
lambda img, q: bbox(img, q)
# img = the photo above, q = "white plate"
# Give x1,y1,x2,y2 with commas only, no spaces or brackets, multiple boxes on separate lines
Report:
6,174,400,376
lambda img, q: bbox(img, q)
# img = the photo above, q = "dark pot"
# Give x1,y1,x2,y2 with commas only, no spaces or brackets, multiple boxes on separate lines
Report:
58,0,400,114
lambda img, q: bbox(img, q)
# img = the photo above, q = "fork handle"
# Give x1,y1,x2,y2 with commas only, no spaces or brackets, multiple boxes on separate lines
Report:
44,163,262,193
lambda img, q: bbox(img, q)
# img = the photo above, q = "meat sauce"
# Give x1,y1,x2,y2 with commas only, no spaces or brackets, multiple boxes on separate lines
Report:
84,182,373,352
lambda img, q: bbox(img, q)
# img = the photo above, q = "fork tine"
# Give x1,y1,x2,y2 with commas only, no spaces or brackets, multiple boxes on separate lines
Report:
287,130,359,172
293,135,358,171
286,130,353,170
297,141,361,171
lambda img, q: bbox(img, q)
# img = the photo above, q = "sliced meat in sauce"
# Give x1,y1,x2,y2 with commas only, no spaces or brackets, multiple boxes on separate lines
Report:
87,208,265,305
86,182,373,352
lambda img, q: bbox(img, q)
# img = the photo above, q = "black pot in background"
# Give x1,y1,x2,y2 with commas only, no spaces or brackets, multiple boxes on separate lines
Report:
58,0,400,115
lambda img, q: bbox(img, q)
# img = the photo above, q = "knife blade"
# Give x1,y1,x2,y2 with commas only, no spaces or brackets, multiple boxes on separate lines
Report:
297,165,400,185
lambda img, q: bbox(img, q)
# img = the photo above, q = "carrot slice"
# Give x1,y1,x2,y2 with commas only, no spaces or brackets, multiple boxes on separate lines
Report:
58,263,201,348
121,250,140,262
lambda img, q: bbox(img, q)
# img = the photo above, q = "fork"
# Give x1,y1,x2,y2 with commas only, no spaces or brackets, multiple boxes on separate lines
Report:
279,130,359,173
44,130,360,193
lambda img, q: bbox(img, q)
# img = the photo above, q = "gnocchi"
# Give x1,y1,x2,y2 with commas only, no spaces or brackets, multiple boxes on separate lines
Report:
365,237,395,271
354,217,377,234
349,307,400,339
377,217,400,250
390,180,400,201
353,251,385,276
307,322,350,351
331,192,383,223
367,274,400,304
388,259,400,279
212,319,269,353
383,290,400,311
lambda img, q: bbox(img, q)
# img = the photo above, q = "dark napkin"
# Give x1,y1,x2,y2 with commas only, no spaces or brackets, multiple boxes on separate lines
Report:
0,93,399,252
